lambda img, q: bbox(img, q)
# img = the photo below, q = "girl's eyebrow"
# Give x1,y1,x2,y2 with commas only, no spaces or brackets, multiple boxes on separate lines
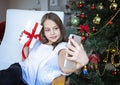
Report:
44,25,58,29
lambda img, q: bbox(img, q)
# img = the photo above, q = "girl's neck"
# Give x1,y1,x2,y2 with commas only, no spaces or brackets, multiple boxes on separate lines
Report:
46,41,53,45
46,42,53,45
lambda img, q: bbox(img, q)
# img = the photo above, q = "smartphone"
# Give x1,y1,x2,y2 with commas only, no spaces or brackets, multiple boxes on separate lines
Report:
64,34,81,69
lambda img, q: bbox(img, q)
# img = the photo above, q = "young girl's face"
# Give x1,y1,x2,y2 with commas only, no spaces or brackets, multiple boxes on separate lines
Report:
43,19,61,45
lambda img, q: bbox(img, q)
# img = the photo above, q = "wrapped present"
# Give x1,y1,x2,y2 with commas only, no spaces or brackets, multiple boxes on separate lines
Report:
20,20,42,60
20,20,42,48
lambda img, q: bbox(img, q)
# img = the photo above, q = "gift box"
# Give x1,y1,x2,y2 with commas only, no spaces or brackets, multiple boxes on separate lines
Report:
20,20,42,60
19,20,42,48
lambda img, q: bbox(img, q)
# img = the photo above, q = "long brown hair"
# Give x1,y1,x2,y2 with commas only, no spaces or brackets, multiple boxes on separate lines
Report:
40,12,67,48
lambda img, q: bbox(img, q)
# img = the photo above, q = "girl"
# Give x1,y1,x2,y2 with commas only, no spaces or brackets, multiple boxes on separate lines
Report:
0,12,89,85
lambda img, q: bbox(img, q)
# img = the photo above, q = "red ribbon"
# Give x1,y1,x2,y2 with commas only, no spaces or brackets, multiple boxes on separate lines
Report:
22,22,41,60
80,24,89,33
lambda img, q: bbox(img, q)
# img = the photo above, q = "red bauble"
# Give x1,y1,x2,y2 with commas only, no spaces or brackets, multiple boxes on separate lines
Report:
91,4,96,10
92,27,97,33
80,13,86,19
78,2,83,9
81,35,86,41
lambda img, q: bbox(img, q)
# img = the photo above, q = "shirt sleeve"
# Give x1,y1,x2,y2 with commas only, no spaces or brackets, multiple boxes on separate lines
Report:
55,42,67,54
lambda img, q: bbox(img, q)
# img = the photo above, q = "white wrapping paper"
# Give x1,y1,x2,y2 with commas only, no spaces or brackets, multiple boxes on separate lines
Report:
19,20,42,48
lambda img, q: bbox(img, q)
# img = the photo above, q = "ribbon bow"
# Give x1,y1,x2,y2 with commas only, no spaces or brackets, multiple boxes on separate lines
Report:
80,24,89,33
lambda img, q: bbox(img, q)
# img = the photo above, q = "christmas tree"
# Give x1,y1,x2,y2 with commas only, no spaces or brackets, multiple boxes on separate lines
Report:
64,0,120,85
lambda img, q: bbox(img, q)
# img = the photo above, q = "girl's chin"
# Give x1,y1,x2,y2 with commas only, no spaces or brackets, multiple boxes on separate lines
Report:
50,38,59,42
50,39,58,43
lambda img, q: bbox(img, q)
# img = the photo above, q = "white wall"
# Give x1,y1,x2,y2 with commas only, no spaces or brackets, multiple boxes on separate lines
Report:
9,0,66,11
9,0,48,10
58,0,67,11
0,0,67,21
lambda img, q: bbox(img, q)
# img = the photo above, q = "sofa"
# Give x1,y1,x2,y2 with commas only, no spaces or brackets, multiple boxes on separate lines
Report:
0,9,64,70
0,21,6,44
0,9,66,85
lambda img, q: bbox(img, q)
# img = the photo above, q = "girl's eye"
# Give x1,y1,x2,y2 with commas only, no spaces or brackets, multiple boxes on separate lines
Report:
54,27,59,30
44,29,50,31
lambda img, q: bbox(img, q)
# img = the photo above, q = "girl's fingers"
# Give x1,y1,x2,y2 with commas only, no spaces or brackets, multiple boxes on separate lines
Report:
66,38,88,66
19,31,24,41
65,55,77,62
70,38,80,48
67,44,76,52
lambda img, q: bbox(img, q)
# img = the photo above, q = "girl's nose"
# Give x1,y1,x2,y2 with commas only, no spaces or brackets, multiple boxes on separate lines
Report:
50,30,55,34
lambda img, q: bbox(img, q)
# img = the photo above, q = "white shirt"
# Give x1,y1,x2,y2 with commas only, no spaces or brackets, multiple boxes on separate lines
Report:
19,41,68,85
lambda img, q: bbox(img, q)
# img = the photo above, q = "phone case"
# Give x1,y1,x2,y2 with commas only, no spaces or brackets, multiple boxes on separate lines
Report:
64,34,81,69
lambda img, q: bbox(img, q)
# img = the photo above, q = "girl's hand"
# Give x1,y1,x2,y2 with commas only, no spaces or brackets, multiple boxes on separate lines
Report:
66,38,89,69
19,31,24,41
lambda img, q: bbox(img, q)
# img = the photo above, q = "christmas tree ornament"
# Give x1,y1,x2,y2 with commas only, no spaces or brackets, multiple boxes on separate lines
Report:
80,12,86,19
109,0,118,10
111,51,120,67
111,39,120,67
89,51,100,70
81,35,86,42
79,24,89,42
82,66,88,75
79,24,89,33
92,27,97,33
71,16,80,27
91,4,96,10
93,14,101,24
82,66,89,79
98,3,104,10
77,1,83,9
111,48,116,53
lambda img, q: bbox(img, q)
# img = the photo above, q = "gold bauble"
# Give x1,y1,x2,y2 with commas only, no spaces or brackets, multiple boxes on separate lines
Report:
93,14,101,24
111,48,116,53
98,3,104,10
111,52,120,67
109,2,118,10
